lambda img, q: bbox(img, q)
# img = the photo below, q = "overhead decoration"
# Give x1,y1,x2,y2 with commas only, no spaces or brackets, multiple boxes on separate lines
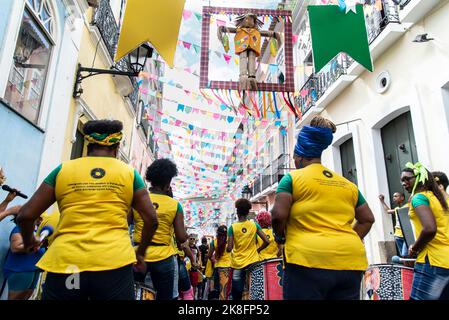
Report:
217,12,281,90
115,0,186,68
199,6,295,93
308,3,373,73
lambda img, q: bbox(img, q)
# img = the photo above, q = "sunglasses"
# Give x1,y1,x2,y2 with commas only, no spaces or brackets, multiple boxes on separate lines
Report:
401,176,414,182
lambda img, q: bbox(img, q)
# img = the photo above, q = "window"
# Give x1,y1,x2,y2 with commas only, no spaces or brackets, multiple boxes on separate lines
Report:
4,1,54,124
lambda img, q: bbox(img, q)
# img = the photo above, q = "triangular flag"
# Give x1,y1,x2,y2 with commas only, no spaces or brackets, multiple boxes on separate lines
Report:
223,54,231,64
216,19,226,27
183,41,192,50
193,44,201,54
182,10,192,20
308,4,373,72
194,12,203,22
292,34,299,43
115,0,186,68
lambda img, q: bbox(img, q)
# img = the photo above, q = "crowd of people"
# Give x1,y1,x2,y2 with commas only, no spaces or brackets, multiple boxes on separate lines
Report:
0,116,448,300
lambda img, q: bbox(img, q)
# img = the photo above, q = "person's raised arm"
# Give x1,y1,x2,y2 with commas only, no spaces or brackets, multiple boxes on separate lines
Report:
16,183,55,251
0,205,21,223
132,189,158,263
378,194,394,214
0,190,18,213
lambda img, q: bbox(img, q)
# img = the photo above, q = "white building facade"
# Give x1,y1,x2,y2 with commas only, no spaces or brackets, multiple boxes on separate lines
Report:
292,0,447,264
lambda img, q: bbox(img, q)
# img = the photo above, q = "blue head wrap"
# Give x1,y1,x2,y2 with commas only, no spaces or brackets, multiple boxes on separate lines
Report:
294,126,334,158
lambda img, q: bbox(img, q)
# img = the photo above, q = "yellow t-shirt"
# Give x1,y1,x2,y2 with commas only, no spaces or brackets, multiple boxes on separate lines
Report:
37,211,61,246
409,191,449,269
393,204,409,238
279,164,368,271
205,259,214,278
37,157,138,273
212,239,231,268
257,228,279,261
143,193,179,262
235,28,262,56
229,220,261,269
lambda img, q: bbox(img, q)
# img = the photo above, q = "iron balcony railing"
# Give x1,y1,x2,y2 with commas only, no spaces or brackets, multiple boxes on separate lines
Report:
315,53,354,101
252,153,291,197
365,0,400,44
296,75,318,116
92,0,139,108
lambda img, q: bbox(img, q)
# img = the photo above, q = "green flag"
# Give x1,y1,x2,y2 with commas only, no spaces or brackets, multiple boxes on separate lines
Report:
308,4,373,73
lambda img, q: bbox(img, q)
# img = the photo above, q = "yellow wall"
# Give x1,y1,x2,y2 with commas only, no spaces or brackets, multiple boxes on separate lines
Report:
62,8,136,162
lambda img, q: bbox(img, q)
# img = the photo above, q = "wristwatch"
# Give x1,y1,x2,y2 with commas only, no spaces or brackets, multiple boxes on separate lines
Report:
274,233,286,244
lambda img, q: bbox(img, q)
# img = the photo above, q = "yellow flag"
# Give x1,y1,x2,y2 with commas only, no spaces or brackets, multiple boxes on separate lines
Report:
115,0,186,68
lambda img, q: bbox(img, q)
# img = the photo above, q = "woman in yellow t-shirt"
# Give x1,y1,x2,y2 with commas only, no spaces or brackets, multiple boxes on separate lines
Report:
227,199,269,300
16,120,159,300
401,164,449,300
255,210,282,261
137,159,189,300
271,116,375,300
208,225,232,300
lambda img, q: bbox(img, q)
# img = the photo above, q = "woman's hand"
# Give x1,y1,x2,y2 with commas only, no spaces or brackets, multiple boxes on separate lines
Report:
23,235,41,253
134,252,147,274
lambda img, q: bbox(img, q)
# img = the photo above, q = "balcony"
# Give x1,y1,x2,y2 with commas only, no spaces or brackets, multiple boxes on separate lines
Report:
251,154,292,199
296,0,406,128
91,0,139,108
398,0,441,25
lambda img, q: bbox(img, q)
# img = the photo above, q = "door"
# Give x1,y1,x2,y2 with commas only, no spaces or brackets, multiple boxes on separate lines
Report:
381,111,418,205
340,138,358,185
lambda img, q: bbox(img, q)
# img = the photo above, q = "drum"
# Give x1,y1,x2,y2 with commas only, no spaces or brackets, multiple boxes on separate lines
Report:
217,267,232,300
134,282,156,300
362,264,414,300
247,258,283,300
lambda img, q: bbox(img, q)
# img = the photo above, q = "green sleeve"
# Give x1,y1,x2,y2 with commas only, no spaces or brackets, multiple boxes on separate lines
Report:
210,240,214,250
356,190,367,208
228,225,233,236
411,194,430,208
43,164,62,188
177,202,183,214
276,173,293,194
133,169,146,192
255,222,262,231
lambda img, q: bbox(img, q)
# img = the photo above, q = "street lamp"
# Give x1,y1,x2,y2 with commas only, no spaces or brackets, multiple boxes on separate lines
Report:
241,185,268,211
73,43,154,98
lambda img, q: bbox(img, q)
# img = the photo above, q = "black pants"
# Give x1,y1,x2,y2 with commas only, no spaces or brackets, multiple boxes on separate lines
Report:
42,265,135,300
283,263,363,300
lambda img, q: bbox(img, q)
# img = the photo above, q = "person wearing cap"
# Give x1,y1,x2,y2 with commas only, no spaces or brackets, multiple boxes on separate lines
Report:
16,120,159,300
271,116,375,300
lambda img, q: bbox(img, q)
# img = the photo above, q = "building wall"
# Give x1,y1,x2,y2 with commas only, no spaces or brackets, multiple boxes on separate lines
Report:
318,1,449,264
61,7,136,163
0,0,85,299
